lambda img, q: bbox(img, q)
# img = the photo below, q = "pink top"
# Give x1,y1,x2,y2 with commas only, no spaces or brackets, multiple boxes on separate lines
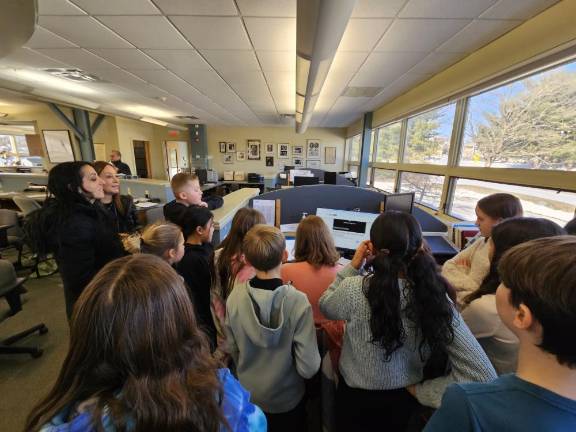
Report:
281,261,341,325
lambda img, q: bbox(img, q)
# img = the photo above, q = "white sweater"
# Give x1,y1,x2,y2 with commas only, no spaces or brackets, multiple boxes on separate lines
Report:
442,236,491,304
461,294,519,375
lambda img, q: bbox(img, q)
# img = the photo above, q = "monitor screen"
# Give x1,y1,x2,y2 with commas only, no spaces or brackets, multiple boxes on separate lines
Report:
324,171,337,185
386,192,414,213
316,208,379,251
294,176,319,186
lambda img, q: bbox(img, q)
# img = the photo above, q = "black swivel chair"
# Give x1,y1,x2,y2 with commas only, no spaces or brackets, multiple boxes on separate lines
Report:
0,259,47,358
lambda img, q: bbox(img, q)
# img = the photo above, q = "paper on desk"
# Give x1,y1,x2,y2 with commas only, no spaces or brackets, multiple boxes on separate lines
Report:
285,238,295,261
135,201,158,208
253,199,275,226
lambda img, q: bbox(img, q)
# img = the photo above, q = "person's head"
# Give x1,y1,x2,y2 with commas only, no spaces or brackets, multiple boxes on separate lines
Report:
216,208,266,298
171,173,202,206
178,206,214,243
365,211,454,360
243,225,286,273
48,161,104,203
110,150,121,162
475,193,523,237
497,236,576,368
25,254,225,431
140,222,185,265
565,217,576,235
93,161,120,197
464,217,565,304
294,215,339,268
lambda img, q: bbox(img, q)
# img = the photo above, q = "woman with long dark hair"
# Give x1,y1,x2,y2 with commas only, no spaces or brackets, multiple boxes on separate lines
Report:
319,211,496,431
25,161,125,319
93,161,138,234
462,217,565,373
26,254,266,431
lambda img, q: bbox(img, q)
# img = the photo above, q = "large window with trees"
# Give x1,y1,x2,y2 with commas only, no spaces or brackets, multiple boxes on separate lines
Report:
373,169,396,192
375,122,401,163
399,172,444,209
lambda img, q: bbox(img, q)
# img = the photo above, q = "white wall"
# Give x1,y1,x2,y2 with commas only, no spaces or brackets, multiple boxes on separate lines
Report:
206,126,347,178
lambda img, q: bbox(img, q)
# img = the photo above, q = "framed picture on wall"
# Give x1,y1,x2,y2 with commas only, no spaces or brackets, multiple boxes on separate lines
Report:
306,139,320,159
219,142,227,153
42,130,75,163
223,154,234,164
227,142,236,153
236,151,246,161
265,156,274,167
293,157,304,168
292,145,303,156
247,139,261,160
306,160,321,169
324,146,336,164
278,143,289,159
265,142,274,155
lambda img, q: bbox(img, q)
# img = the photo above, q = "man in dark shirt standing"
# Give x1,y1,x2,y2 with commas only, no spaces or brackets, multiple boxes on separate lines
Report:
110,150,132,176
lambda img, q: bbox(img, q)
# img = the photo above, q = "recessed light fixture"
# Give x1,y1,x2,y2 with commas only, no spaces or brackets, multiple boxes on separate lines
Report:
140,117,168,126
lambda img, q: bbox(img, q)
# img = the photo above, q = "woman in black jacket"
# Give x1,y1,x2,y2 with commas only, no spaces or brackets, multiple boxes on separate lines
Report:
94,161,138,234
26,161,125,319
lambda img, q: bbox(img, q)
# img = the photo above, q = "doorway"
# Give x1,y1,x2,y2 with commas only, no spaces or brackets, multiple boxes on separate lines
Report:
164,140,189,179
132,140,151,178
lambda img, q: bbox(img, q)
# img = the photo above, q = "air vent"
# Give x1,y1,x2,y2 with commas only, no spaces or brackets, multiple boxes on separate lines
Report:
43,68,101,82
176,115,199,120
341,86,383,98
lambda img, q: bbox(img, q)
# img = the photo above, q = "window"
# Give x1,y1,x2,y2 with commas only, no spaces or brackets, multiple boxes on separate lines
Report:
366,168,372,186
0,134,37,167
348,165,358,178
404,104,456,165
449,178,576,225
349,134,361,162
399,172,445,209
375,122,401,163
369,130,375,162
461,61,576,171
373,169,396,192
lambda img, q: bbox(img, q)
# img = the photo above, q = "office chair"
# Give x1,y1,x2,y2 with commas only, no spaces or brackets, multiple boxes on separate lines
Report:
0,209,24,267
0,259,47,358
13,195,42,217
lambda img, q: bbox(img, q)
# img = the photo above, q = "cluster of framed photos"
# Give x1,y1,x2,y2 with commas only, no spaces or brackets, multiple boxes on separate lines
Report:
219,139,336,168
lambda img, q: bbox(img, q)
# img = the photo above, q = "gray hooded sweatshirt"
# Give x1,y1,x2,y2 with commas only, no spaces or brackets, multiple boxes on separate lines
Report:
224,280,321,413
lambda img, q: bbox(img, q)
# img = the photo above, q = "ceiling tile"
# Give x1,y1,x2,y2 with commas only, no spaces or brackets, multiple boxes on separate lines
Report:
374,18,471,52
244,18,296,51
236,0,296,17
352,0,407,17
38,0,87,15
33,48,119,70
399,0,498,19
97,16,191,49
70,0,160,15
39,16,133,48
89,49,165,69
154,0,237,15
92,68,171,98
0,48,68,68
349,51,423,86
170,17,251,50
144,50,212,72
256,51,295,71
25,26,78,49
363,72,432,111
437,19,521,53
408,51,465,75
480,0,560,19
263,70,295,113
201,50,260,75
338,19,393,51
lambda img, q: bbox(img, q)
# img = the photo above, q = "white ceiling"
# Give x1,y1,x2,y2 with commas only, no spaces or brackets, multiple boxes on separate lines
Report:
0,0,561,128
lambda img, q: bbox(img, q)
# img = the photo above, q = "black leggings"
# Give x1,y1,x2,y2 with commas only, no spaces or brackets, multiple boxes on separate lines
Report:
336,377,419,432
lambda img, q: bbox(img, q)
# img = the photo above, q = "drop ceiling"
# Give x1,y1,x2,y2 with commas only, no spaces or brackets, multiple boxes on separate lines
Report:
0,0,561,128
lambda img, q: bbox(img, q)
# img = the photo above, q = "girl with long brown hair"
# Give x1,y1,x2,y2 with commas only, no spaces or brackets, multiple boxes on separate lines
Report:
26,254,266,432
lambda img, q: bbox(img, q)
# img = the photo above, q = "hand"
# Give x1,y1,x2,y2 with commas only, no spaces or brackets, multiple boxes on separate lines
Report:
351,240,373,270
406,385,417,397
198,201,208,208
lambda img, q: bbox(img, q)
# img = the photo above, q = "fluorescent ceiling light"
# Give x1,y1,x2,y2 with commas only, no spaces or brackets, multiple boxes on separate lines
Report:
140,116,168,126
122,104,176,119
1,69,97,95
31,89,100,110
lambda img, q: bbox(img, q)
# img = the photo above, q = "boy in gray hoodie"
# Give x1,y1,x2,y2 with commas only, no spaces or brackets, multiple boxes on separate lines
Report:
225,225,320,432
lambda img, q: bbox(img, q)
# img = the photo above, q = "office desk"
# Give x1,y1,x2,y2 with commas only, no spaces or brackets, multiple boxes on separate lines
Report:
0,192,46,211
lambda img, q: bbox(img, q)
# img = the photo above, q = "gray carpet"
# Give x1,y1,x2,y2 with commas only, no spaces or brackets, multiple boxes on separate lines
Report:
0,269,69,432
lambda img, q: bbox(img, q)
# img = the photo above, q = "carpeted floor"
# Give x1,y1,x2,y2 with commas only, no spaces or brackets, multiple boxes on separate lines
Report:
0,266,69,432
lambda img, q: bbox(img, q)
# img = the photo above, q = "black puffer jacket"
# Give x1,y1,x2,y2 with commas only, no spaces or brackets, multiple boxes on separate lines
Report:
103,194,139,234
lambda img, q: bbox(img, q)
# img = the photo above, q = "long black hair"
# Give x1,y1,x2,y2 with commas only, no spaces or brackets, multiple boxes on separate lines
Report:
364,211,454,361
464,217,565,304
24,161,95,255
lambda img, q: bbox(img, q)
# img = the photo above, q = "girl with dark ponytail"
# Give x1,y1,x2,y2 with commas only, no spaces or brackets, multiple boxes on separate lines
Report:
319,211,496,431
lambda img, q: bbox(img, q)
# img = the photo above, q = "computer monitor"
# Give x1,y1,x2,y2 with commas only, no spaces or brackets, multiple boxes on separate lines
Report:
324,171,337,185
386,192,414,213
195,169,207,185
294,176,319,186
316,208,379,252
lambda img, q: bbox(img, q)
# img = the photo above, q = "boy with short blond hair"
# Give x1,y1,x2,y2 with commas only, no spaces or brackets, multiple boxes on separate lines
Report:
163,173,222,224
425,236,576,431
225,225,320,431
